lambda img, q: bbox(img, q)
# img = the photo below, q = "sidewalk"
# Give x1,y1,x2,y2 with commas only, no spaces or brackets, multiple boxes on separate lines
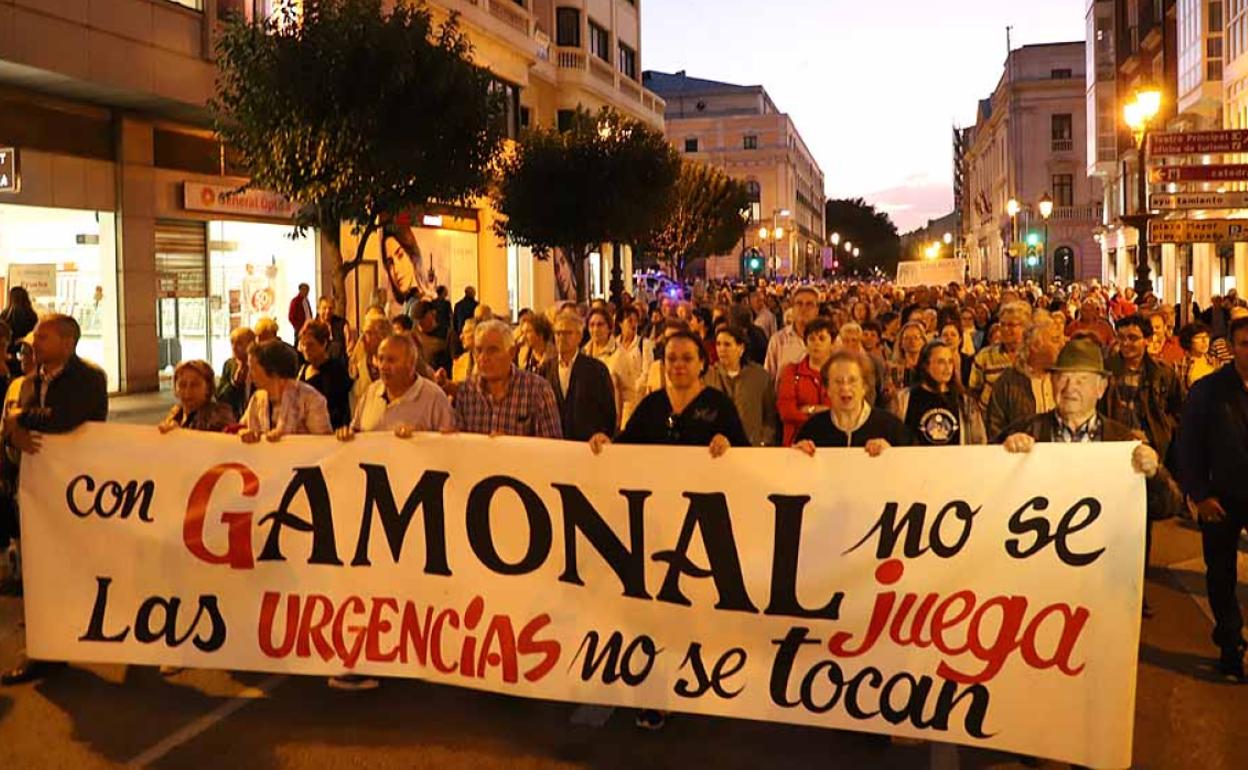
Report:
108,390,174,425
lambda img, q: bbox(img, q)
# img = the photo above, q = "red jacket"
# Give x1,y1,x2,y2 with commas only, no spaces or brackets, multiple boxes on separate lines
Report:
776,357,830,446
288,294,311,337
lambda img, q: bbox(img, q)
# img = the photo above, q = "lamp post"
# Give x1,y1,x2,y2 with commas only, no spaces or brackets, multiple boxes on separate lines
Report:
1123,83,1163,296
1006,198,1021,283
1038,192,1053,284
830,232,840,276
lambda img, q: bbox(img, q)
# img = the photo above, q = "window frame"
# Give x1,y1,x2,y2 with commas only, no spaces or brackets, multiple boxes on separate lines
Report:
588,19,611,63
555,7,581,47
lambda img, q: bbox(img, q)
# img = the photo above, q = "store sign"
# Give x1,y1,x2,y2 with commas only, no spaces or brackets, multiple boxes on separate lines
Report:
1149,191,1248,210
183,183,297,219
8,264,57,297
0,147,17,194
1148,165,1248,184
1149,130,1248,156
1148,218,1248,244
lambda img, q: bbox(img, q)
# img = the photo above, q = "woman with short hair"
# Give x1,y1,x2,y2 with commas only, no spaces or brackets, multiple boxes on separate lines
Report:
704,325,778,446
239,339,332,442
793,350,912,454
298,319,353,429
159,360,235,433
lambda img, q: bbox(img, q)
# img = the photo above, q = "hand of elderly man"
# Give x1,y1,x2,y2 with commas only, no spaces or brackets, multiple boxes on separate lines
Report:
1003,433,1035,453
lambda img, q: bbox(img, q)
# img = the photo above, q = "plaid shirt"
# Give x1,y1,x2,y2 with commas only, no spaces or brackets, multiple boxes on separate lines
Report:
455,365,562,438
1052,412,1103,443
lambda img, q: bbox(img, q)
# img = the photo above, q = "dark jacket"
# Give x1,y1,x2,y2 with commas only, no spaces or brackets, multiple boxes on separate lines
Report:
1002,411,1182,521
1178,364,1248,504
216,357,252,418
542,354,617,441
299,357,354,430
1101,353,1183,461
16,355,108,433
454,295,478,332
986,365,1040,442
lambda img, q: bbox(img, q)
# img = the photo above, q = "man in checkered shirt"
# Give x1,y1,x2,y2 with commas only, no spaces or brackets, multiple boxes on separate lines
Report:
455,319,562,438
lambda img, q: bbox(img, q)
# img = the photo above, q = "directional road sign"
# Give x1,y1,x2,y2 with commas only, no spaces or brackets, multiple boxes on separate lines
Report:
1149,130,1248,156
1150,191,1248,210
1149,165,1248,184
1148,218,1248,243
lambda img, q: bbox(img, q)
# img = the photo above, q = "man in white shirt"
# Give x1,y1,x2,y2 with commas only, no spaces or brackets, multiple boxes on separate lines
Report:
765,287,819,384
338,334,455,439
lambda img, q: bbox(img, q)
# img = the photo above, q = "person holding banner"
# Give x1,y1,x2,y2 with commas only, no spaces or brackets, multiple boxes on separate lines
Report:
1,314,108,686
158,360,235,433
455,320,561,439
1178,315,1248,682
340,334,454,439
792,349,911,455
238,339,332,442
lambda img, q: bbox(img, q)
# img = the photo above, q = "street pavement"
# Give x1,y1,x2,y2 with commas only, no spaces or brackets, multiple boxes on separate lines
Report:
0,396,1245,768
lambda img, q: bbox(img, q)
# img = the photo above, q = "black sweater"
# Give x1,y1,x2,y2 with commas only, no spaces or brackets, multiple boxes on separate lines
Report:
793,406,913,448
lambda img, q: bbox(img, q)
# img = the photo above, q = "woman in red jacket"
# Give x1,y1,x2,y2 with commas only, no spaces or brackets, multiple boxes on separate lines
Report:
777,318,835,445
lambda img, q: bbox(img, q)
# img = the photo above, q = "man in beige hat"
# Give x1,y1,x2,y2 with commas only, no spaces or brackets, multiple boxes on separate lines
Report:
1000,338,1181,618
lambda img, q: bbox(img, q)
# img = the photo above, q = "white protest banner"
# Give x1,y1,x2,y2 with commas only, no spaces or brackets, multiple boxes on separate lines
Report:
20,424,1145,768
896,258,966,288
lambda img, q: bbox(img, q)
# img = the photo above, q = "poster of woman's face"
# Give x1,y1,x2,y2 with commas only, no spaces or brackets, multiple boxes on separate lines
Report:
554,250,578,301
381,221,426,308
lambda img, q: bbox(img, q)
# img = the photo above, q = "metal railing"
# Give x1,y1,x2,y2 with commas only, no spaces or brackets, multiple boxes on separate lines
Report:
1052,204,1100,222
1051,139,1074,152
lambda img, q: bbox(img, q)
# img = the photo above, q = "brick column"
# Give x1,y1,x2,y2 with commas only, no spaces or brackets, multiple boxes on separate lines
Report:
114,116,159,393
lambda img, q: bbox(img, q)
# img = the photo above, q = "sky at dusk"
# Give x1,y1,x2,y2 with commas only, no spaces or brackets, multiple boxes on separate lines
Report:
641,0,1086,233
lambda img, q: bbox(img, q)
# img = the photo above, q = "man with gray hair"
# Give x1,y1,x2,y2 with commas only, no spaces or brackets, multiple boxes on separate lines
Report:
986,310,1063,440
339,334,454,439
454,319,561,438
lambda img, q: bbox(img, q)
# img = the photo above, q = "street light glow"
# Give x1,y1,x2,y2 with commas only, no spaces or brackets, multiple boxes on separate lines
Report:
774,227,785,239
758,227,769,239
844,241,852,252
1038,193,1054,220
943,232,953,244
831,232,840,246
1006,199,1021,217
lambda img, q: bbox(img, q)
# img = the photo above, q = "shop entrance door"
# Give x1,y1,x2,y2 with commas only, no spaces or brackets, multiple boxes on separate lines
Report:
155,220,209,376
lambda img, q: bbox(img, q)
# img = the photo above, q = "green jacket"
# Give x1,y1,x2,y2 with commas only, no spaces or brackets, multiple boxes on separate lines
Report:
1101,353,1183,461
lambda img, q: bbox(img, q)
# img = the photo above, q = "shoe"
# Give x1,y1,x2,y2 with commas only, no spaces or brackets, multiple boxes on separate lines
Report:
327,674,380,691
634,709,667,731
0,659,62,686
159,666,185,677
1216,646,1247,683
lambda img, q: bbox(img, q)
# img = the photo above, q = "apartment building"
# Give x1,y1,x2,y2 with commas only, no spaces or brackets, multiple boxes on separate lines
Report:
960,43,1103,283
0,0,662,394
642,70,826,279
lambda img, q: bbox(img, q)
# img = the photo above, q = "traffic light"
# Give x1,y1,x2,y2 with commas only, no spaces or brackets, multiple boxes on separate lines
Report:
1026,232,1041,248
748,256,762,271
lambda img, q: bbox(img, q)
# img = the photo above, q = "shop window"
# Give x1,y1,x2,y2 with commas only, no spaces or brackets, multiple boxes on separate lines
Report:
555,7,581,47
488,78,521,140
743,135,758,150
619,42,637,80
1052,174,1074,206
0,205,120,390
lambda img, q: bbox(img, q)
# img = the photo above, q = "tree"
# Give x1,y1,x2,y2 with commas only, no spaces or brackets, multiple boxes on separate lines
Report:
493,107,680,301
212,0,505,310
643,161,750,279
825,197,901,277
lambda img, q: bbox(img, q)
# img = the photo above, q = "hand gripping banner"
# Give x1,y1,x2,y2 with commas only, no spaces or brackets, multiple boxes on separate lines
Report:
19,424,1146,768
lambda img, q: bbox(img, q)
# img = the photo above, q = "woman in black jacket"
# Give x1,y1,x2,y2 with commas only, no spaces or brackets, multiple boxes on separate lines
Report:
793,349,912,455
297,319,353,429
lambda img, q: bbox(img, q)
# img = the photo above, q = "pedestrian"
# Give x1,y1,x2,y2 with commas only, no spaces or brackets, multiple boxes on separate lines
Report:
892,340,986,446
315,296,354,363
430,285,453,340
986,314,1062,440
792,349,912,453
765,286,820,384
348,313,392,411
454,286,479,333
1102,314,1183,465
452,319,477,384
750,289,778,339
287,282,313,341
776,318,835,446
1210,306,1248,364
158,360,235,433
0,286,38,356
542,312,616,441
969,300,1030,407
297,319,354,429
519,313,555,374
238,338,332,442
215,327,256,418
0,314,109,686
1175,321,1221,389
455,320,561,438
704,325,779,446
1177,315,1248,682
613,305,653,427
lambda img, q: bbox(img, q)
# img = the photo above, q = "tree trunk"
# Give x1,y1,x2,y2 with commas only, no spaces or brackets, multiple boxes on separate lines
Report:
332,220,380,317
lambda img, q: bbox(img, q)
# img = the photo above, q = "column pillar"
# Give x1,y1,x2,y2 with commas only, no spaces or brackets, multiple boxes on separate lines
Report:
1192,242,1216,310
1235,242,1248,298
114,116,158,393
1161,243,1178,305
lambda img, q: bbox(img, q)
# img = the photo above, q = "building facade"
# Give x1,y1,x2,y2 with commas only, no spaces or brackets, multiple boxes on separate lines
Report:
960,42,1104,285
0,0,664,394
642,70,826,279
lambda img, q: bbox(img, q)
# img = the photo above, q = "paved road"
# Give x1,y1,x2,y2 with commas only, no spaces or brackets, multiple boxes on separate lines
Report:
1,516,1245,769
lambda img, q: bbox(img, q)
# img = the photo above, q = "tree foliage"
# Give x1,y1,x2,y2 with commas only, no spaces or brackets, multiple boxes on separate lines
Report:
493,107,680,300
824,197,901,276
643,161,750,279
212,0,505,306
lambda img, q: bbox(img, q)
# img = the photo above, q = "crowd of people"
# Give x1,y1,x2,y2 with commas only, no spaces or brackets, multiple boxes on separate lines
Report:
0,275,1245,720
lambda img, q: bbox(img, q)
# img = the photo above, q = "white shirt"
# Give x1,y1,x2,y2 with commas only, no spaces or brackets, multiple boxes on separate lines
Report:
754,306,778,339
558,352,577,397
764,325,808,384
351,377,455,433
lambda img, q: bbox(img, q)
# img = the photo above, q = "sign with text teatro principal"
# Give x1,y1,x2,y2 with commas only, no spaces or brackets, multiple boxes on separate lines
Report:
183,182,297,219
21,425,1148,769
1149,191,1248,210
1149,129,1248,156
1148,218,1248,243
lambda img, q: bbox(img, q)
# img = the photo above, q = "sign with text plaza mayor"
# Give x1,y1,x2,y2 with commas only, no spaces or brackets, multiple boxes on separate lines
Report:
1150,191,1248,210
1148,218,1248,243
1149,129,1248,156
0,147,17,193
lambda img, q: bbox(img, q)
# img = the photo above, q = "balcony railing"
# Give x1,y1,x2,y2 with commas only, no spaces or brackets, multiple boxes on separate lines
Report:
554,46,665,122
460,0,530,36
589,55,615,86
1052,204,1099,222
1051,138,1074,152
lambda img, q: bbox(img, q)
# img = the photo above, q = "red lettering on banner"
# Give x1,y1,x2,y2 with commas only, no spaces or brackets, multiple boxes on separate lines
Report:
826,559,1089,684
184,463,258,569
257,593,561,683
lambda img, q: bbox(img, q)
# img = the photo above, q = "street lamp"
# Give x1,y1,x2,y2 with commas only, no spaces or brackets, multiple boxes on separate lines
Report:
943,232,953,245
852,247,859,258
1006,198,1021,282
1123,82,1163,296
1038,192,1053,283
